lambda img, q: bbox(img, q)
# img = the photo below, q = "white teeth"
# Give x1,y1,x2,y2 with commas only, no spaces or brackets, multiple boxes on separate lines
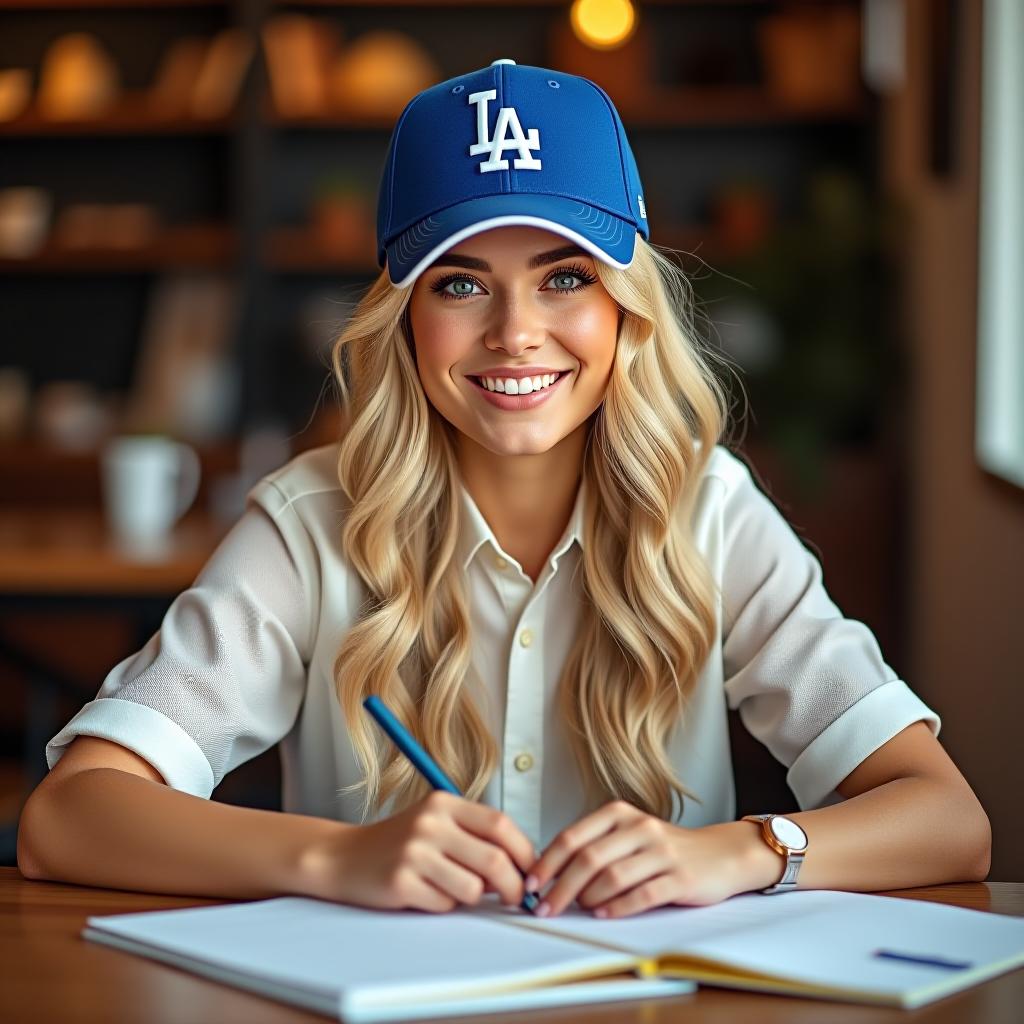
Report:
479,373,562,395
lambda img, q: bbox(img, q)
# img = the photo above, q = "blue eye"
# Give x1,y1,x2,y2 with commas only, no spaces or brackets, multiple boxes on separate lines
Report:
429,264,598,301
440,278,479,299
548,271,589,292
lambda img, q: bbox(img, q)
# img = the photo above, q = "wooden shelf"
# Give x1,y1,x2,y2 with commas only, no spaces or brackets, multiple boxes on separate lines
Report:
267,87,866,132
0,224,236,273
265,226,376,274
264,223,731,275
618,87,868,126
0,222,742,277
272,0,771,7
0,1,223,8
0,94,234,137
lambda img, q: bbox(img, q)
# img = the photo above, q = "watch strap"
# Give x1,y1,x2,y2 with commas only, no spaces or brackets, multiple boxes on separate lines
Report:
741,813,805,894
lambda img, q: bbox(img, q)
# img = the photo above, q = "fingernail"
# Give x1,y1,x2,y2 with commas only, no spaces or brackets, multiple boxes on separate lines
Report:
594,907,608,918
536,901,551,917
524,874,539,892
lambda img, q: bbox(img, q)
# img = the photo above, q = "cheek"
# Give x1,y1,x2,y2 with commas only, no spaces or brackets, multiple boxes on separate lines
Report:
412,312,472,383
560,302,618,376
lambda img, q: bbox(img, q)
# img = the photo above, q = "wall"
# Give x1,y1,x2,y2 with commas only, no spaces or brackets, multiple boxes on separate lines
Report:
883,0,1024,879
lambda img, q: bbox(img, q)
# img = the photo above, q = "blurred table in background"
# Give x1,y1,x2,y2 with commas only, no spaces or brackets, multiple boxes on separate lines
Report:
0,506,226,596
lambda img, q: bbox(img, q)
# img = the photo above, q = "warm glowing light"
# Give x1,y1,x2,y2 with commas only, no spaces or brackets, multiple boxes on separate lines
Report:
570,0,637,50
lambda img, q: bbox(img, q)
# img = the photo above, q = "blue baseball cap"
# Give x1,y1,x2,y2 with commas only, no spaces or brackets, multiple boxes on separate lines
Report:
376,58,650,289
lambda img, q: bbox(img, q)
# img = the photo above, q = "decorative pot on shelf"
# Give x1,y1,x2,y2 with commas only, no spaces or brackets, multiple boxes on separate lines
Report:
758,5,861,111
310,174,373,260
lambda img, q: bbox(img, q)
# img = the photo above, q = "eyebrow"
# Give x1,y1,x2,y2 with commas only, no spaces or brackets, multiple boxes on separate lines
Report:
429,244,590,272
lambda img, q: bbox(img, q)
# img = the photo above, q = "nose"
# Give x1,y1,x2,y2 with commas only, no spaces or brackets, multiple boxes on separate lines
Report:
484,291,546,355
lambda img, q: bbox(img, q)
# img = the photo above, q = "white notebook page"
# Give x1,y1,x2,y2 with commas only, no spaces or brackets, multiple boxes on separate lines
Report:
495,888,1024,1005
85,896,643,1004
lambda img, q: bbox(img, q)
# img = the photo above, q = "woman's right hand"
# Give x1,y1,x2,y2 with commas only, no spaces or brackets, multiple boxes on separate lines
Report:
296,791,537,913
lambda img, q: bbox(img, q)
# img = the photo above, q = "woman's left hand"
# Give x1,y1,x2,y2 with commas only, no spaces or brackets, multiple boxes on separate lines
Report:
524,800,766,919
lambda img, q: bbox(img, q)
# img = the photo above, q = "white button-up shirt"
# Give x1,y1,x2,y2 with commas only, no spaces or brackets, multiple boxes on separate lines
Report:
45,443,941,852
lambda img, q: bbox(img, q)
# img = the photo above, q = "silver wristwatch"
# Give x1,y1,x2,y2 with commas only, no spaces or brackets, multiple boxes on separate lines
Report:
741,813,809,894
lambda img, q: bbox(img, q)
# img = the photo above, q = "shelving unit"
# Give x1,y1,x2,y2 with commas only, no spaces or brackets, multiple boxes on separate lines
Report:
0,0,871,441
0,0,900,835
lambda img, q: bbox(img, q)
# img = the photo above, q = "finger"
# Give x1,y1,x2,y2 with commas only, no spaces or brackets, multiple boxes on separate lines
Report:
577,850,672,909
449,800,536,875
421,844,489,907
529,801,641,893
443,829,526,907
399,871,458,914
536,822,650,917
596,872,678,919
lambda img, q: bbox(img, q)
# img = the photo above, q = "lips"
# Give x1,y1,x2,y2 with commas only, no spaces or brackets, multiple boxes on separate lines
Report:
468,370,569,392
467,369,570,409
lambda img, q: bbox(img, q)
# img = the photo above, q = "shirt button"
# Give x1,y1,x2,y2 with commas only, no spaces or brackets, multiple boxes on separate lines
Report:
519,628,533,648
494,555,509,570
514,752,534,772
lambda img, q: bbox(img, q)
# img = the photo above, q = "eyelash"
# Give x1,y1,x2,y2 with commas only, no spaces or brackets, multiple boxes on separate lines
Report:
429,263,598,301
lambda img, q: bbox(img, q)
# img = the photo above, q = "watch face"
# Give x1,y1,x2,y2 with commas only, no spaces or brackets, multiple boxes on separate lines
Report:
770,816,808,851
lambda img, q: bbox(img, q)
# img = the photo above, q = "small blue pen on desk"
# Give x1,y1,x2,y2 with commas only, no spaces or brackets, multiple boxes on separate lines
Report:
872,950,973,971
363,695,542,914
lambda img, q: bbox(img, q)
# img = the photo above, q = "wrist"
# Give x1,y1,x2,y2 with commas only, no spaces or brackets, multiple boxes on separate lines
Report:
288,816,359,900
733,819,787,893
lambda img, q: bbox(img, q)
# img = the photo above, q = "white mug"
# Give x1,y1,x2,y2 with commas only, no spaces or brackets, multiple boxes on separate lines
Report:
101,435,201,546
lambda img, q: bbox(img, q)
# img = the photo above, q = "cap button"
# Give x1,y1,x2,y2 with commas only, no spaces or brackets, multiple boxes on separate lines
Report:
490,59,516,66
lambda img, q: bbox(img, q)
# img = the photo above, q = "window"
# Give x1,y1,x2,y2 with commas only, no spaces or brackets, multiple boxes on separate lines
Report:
975,0,1024,488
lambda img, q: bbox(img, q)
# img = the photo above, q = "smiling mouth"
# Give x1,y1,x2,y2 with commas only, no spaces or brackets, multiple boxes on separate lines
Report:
467,371,570,394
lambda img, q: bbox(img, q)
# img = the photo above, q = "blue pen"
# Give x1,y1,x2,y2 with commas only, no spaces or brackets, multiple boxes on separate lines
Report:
363,694,541,913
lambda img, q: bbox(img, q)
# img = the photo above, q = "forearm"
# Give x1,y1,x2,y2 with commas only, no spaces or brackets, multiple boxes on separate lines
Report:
18,767,350,900
732,776,992,894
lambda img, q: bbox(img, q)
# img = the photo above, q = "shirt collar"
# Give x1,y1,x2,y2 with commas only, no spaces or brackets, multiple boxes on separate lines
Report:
456,474,587,572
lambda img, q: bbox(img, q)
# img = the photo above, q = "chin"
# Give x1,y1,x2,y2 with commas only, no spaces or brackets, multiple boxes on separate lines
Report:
472,425,568,457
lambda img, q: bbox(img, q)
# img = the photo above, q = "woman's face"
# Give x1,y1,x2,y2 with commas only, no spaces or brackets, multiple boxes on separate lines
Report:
406,226,620,457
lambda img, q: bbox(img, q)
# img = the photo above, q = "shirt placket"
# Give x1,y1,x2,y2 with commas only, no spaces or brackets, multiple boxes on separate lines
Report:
498,553,561,853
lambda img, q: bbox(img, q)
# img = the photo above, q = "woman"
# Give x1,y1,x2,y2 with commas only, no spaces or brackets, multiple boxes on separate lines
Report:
19,61,990,919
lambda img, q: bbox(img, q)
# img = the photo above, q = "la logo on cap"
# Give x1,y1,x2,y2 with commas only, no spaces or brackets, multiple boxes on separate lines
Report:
467,88,542,173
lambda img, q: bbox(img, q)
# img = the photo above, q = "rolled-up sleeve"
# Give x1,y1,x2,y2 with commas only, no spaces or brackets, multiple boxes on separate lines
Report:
44,479,316,799
719,454,941,811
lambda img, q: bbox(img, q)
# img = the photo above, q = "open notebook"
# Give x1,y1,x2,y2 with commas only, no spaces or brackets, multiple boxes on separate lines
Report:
82,888,1024,1020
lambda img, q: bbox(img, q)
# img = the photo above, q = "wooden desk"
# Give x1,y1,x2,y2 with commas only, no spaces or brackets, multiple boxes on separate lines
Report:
1,870,1021,1023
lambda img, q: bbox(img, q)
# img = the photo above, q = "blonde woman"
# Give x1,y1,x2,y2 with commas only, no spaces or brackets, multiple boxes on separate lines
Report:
19,61,990,919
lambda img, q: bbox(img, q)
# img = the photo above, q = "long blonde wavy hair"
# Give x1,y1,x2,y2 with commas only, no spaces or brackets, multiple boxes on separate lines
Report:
330,234,738,823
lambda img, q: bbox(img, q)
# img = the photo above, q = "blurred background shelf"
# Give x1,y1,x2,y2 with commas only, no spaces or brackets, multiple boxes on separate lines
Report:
0,222,236,271
274,0,775,8
0,100,233,136
0,1,226,8
267,89,868,131
0,0,874,454
0,0,905,857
